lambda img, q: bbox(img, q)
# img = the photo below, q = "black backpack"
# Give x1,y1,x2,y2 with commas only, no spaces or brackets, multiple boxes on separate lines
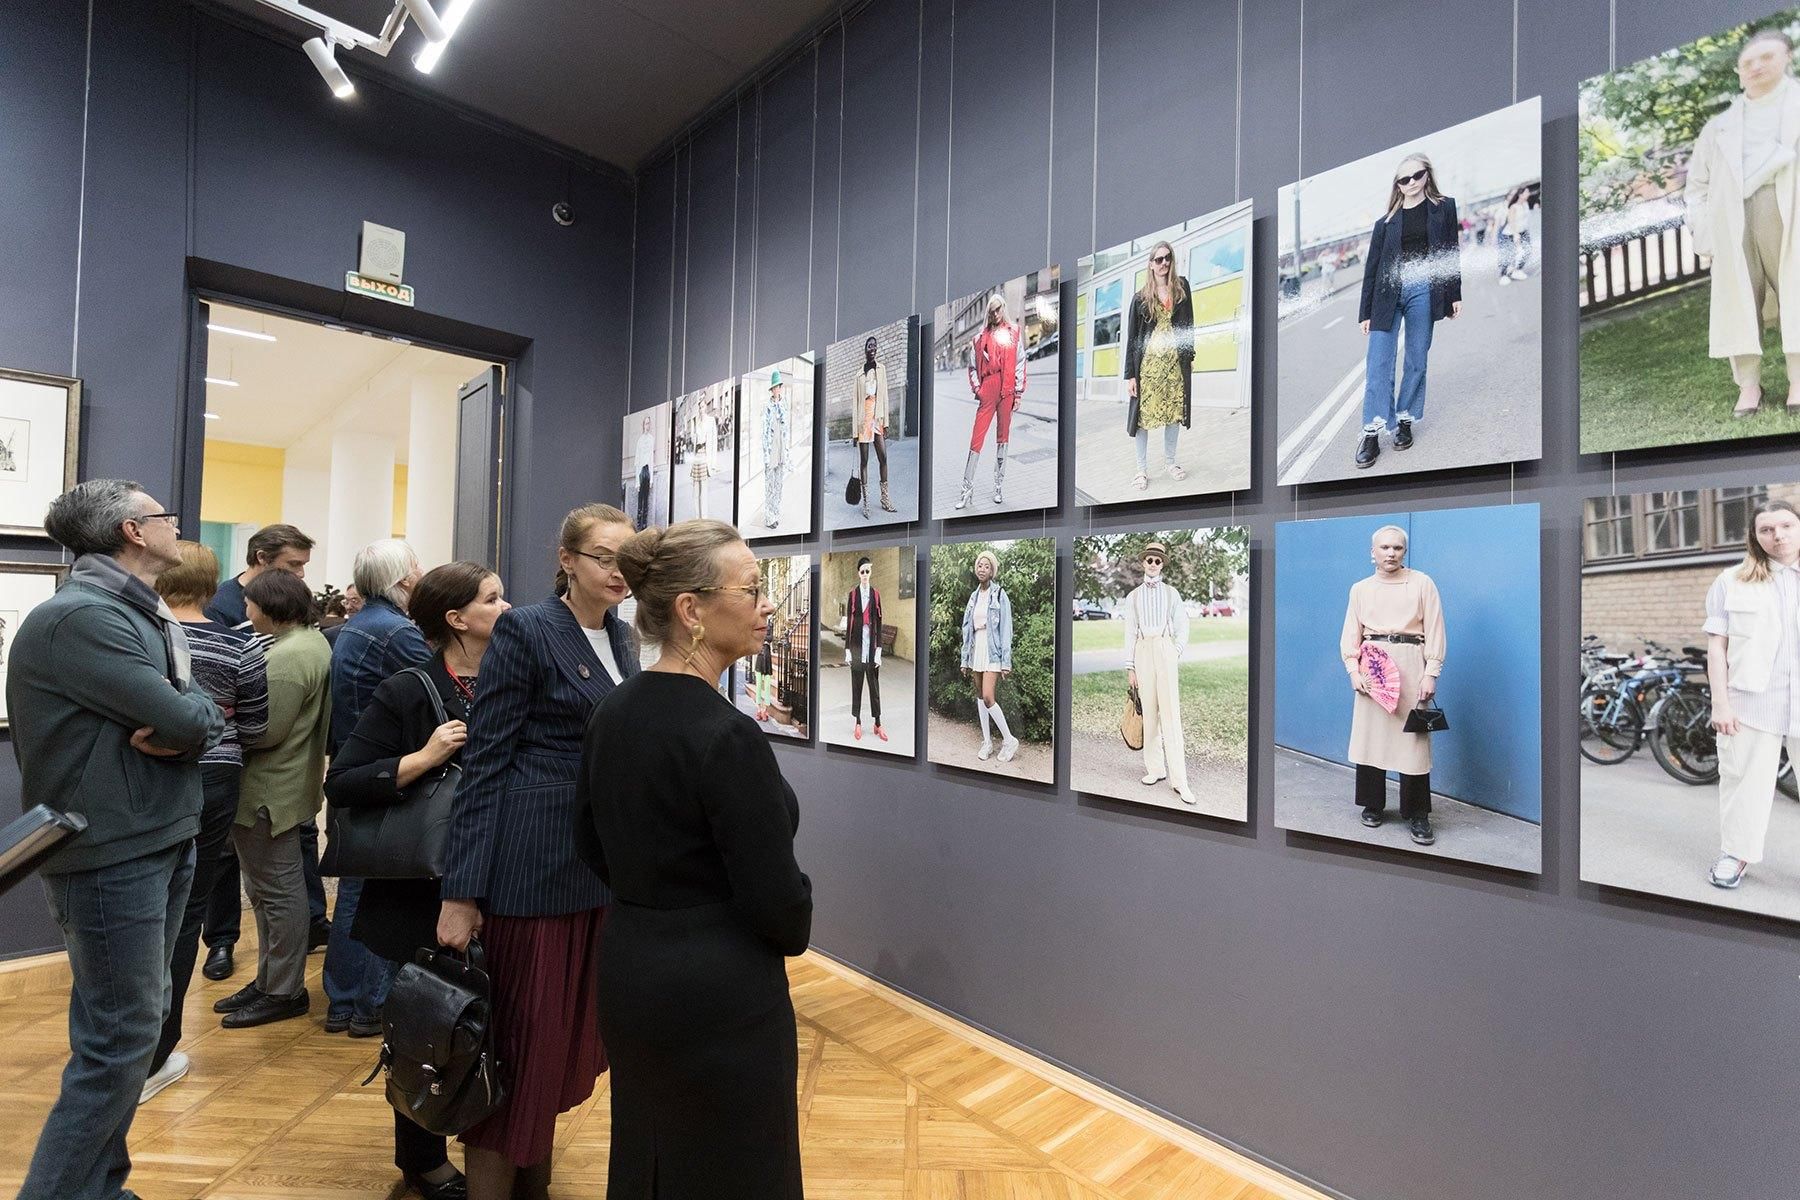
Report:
366,940,508,1136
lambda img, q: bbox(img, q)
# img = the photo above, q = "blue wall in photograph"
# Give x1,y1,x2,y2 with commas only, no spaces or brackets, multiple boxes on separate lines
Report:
1274,504,1541,821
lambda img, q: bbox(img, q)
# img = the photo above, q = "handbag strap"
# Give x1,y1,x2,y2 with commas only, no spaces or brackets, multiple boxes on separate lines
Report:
404,666,452,725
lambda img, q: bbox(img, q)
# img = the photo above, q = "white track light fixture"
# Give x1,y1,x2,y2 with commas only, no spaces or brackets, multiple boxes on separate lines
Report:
250,1,474,92
303,37,356,98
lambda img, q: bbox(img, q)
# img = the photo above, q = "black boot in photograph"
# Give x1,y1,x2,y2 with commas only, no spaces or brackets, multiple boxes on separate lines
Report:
1408,815,1436,845
1394,418,1414,450
1354,429,1380,468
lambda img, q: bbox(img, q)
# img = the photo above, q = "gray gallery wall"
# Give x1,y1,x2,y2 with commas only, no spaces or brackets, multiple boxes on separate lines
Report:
0,2,634,957
624,2,1800,1199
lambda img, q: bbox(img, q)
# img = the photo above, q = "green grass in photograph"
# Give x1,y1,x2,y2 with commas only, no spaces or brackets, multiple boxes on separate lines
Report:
1069,615,1248,653
1581,283,1800,452
1070,654,1249,763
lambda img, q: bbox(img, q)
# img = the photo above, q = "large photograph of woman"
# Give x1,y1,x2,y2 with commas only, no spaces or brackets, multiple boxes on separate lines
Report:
1274,504,1542,872
1579,481,1800,923
734,552,812,741
671,379,736,524
619,403,672,531
1580,9,1800,453
819,546,917,757
931,268,1061,518
1068,529,1249,819
925,538,1055,784
737,355,815,540
1074,203,1253,506
824,318,919,531
1276,98,1542,485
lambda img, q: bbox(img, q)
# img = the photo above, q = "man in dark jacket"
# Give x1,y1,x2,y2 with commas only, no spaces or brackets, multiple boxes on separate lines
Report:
7,479,224,1200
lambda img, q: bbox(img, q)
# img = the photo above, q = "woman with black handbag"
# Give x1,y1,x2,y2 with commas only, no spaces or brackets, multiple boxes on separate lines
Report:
325,561,510,1200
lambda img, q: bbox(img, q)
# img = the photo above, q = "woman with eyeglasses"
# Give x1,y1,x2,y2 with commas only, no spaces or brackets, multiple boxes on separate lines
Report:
437,502,640,1200
1354,153,1463,471
1123,241,1195,491
856,334,899,518
580,518,811,1199
958,550,1018,763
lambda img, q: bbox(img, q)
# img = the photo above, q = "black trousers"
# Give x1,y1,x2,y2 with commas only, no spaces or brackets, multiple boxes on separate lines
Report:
153,763,240,1072
851,660,881,724
1355,764,1432,819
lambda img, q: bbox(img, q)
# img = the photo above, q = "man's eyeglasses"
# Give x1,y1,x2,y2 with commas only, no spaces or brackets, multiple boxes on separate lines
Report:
1396,168,1429,185
131,512,180,526
574,550,622,572
697,584,763,601
1143,557,1164,567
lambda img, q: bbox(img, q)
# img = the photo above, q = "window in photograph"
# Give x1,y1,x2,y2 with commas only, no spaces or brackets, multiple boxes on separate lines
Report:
1584,496,1636,561
1644,490,1703,554
1716,486,1773,545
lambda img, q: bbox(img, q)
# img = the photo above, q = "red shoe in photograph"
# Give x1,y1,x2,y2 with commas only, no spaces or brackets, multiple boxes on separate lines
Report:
854,722,863,740
875,725,888,742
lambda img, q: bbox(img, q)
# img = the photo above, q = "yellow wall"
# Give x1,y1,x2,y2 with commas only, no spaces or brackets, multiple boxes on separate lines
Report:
201,441,284,526
393,464,408,536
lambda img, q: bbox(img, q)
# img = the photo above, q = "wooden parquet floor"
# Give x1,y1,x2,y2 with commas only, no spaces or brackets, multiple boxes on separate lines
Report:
0,949,1303,1200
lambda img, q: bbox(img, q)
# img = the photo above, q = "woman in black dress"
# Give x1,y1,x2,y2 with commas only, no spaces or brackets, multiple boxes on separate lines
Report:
580,519,813,1200
324,561,511,1200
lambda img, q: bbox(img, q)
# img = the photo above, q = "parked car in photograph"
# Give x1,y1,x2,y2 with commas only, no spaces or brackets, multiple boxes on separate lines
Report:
1072,601,1111,620
1201,599,1235,617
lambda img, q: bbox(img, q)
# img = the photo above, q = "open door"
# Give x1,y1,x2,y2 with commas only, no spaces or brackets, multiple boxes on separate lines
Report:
453,366,504,568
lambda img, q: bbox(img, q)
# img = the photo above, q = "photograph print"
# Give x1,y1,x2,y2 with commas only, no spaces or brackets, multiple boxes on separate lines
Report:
0,367,81,537
1580,482,1800,923
931,266,1061,518
1580,8,1800,452
734,552,813,741
0,562,68,727
1069,528,1249,820
925,537,1057,784
619,401,672,531
671,378,737,524
1273,503,1542,873
824,318,920,531
738,354,816,539
819,545,917,757
1075,201,1253,505
1276,98,1543,485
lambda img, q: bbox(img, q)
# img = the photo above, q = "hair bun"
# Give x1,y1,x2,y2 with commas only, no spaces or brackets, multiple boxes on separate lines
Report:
616,526,664,593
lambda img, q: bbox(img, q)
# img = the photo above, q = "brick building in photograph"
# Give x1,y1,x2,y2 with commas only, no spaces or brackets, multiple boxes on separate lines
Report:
824,317,917,441
1581,482,1800,648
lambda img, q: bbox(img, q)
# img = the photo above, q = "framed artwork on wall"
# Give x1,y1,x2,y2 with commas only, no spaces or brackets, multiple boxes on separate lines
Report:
738,354,816,540
1579,8,1800,453
735,552,813,741
925,536,1057,784
1069,526,1250,820
931,266,1061,518
1276,97,1543,485
1273,502,1542,873
619,401,672,531
0,561,68,728
818,544,916,757
0,368,81,538
671,379,737,525
823,317,921,531
1075,202,1254,506
1579,481,1800,922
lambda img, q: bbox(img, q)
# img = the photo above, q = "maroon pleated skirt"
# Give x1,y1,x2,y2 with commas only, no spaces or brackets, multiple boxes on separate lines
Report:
459,906,608,1167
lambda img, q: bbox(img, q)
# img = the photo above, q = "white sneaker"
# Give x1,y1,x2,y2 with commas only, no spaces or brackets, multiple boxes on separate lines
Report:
1173,785,1197,806
1708,854,1748,889
997,736,1019,763
977,740,994,761
140,1050,190,1104
1141,772,1166,786
1498,275,1511,286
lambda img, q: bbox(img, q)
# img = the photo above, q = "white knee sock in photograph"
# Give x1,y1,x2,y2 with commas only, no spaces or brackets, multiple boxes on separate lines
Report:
988,702,1013,742
977,700,992,744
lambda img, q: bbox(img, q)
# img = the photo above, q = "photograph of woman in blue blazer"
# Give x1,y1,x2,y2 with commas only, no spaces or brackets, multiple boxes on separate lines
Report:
436,502,640,1200
1355,152,1463,470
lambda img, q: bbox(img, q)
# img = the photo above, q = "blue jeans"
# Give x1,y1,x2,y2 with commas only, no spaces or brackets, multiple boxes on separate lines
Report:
1362,279,1434,431
21,840,194,1200
322,875,388,1020
1134,423,1180,472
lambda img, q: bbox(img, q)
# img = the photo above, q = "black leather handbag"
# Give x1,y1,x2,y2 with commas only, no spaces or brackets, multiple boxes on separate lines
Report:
369,939,508,1136
320,669,460,880
845,472,862,506
1402,696,1450,734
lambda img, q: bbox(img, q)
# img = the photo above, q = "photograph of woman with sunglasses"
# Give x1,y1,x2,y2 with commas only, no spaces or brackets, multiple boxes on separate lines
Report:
1123,242,1195,491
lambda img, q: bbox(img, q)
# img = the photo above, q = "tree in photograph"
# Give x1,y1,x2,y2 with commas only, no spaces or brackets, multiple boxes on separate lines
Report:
1073,528,1249,606
927,538,1056,743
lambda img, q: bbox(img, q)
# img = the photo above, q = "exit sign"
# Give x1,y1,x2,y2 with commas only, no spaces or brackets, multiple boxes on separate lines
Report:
345,271,415,307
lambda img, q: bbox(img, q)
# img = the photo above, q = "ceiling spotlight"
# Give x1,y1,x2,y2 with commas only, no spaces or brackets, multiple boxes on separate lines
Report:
414,0,478,73
204,413,222,421
208,323,277,342
204,377,241,388
303,36,356,98
400,0,448,43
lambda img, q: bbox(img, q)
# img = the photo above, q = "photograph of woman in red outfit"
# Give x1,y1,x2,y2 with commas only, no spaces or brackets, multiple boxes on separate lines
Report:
932,266,1061,518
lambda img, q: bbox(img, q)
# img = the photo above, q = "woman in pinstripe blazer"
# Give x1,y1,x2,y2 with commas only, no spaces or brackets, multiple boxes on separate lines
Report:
437,503,640,1200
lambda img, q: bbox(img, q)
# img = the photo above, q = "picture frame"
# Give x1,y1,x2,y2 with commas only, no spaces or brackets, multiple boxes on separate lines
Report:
0,560,71,729
0,367,82,538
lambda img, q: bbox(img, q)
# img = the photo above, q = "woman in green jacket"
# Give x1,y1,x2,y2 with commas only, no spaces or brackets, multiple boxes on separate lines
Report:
213,569,333,1029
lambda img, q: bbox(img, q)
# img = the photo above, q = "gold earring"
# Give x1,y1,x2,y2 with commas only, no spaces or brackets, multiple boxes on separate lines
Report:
691,623,706,646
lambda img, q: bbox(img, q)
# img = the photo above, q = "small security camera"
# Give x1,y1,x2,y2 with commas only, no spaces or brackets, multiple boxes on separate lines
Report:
552,201,575,227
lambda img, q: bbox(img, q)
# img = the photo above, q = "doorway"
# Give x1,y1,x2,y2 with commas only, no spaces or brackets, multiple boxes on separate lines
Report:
193,300,506,597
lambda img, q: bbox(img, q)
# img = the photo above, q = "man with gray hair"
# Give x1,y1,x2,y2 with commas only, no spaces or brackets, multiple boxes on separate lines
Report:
321,538,429,1037
7,480,223,1200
